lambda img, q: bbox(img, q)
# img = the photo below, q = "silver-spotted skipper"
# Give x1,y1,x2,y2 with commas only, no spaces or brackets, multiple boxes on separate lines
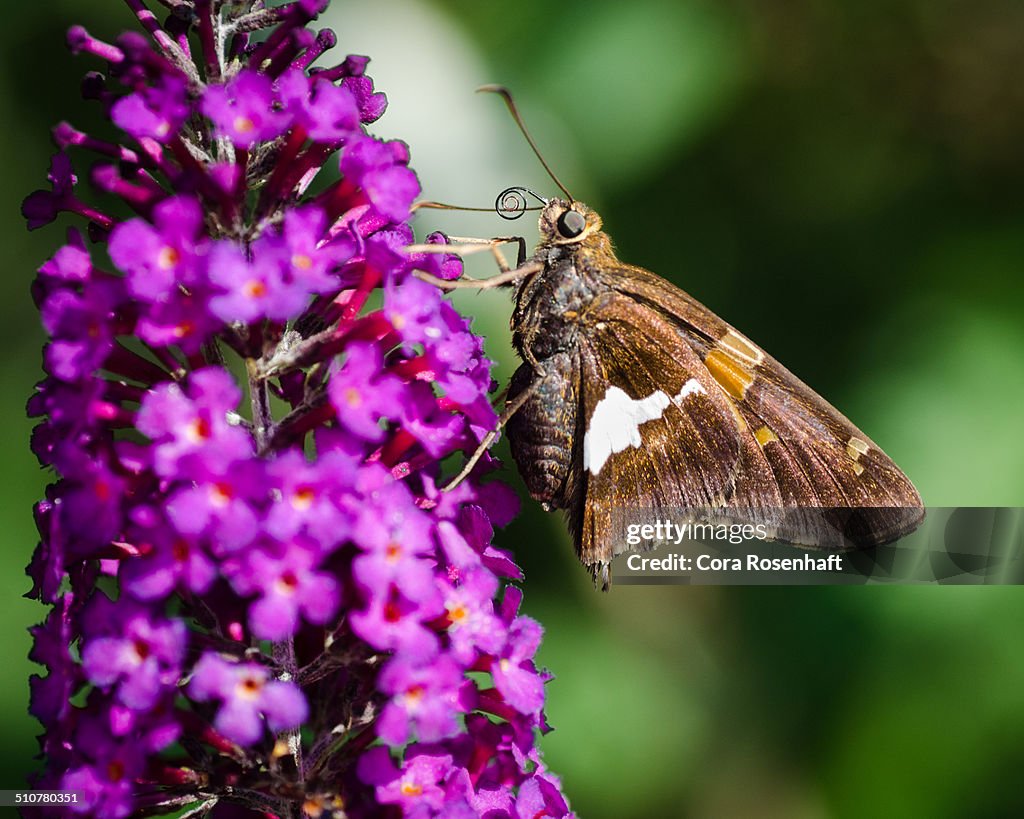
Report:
415,87,924,588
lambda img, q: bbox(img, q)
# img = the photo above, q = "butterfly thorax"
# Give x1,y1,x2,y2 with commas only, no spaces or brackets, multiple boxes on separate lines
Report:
511,200,617,364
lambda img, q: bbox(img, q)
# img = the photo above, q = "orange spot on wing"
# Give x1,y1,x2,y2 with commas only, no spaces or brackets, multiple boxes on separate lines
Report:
705,349,754,401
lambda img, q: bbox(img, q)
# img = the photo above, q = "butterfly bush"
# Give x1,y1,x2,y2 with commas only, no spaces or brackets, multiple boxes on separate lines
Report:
22,2,572,817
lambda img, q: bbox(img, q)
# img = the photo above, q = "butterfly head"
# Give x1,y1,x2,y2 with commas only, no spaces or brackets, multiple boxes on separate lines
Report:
539,198,603,246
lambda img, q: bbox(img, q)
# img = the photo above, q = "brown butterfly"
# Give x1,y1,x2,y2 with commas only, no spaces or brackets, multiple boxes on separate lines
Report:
415,87,923,588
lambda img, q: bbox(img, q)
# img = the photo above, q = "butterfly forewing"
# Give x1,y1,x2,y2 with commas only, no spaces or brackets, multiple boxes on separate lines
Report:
586,261,924,552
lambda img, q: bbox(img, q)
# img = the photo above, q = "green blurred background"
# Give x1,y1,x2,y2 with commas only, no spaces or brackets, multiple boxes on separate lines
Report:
3,1,1024,817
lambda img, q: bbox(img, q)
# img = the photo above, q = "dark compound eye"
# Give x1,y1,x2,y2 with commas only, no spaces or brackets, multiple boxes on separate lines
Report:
556,209,586,239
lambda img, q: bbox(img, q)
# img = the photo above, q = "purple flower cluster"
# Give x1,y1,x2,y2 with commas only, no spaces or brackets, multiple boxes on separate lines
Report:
23,2,571,817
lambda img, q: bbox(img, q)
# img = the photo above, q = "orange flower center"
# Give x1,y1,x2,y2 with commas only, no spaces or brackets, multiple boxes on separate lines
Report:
186,416,212,442
210,482,233,507
292,487,316,510
275,570,299,594
132,639,151,662
244,279,267,299
239,675,263,699
403,685,425,708
157,246,180,270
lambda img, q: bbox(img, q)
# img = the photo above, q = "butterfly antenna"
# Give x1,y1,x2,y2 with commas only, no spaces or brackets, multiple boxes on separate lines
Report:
478,85,574,203
413,201,501,213
494,186,546,220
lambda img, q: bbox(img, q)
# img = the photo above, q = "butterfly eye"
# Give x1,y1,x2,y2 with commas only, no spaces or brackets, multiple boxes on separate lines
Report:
556,210,586,239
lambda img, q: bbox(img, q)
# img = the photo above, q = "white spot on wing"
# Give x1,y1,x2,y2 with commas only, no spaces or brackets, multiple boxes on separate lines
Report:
674,379,705,404
584,378,705,475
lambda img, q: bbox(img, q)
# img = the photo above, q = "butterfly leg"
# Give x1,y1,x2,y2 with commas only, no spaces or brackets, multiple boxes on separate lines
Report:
408,235,523,271
412,259,542,291
444,235,527,270
409,236,539,290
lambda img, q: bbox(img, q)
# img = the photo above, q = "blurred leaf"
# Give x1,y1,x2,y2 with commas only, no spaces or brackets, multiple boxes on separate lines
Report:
533,0,748,185
532,591,709,818
860,308,1024,505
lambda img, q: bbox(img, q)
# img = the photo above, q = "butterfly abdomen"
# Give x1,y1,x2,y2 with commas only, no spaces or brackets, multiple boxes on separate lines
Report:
506,353,579,507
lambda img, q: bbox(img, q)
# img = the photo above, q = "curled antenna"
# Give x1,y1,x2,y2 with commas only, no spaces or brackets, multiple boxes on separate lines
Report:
495,186,546,220
478,85,574,203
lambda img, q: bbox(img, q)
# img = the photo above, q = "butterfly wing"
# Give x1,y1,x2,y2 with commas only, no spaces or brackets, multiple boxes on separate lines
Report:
566,291,744,584
592,262,924,551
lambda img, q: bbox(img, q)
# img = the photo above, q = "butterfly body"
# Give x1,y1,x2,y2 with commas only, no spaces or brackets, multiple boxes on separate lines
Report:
503,198,924,587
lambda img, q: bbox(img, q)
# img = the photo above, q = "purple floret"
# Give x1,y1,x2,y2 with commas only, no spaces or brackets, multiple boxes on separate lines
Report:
201,69,290,148
189,653,308,745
